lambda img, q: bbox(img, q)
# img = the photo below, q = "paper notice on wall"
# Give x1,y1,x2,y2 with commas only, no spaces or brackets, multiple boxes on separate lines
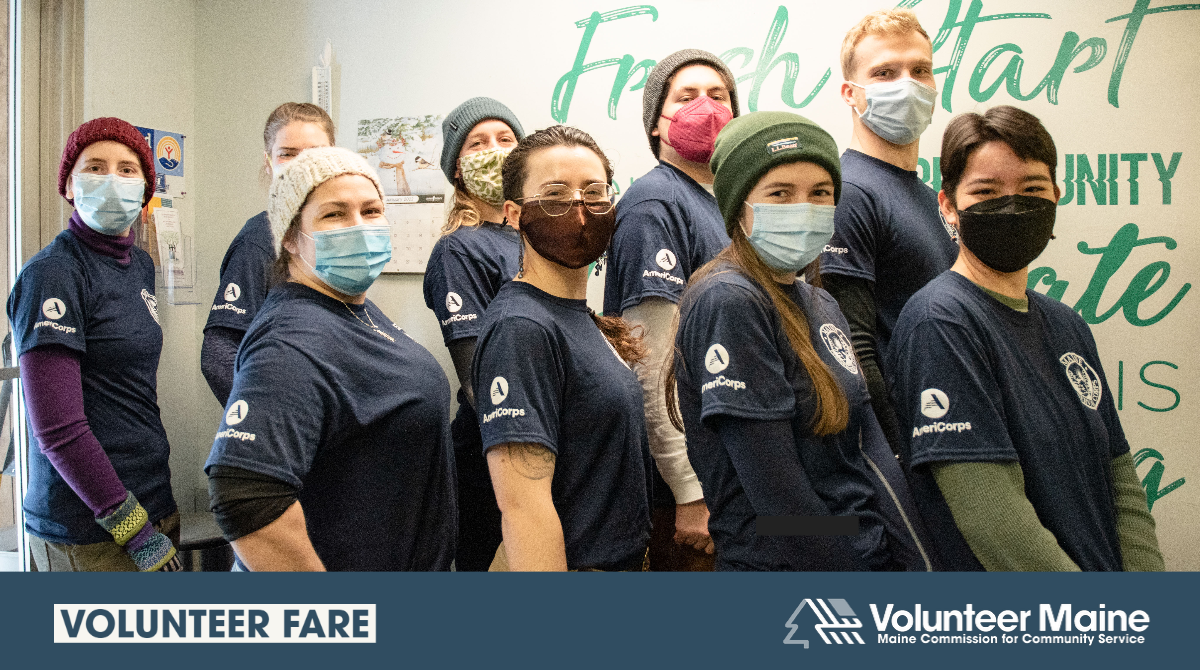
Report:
135,126,186,197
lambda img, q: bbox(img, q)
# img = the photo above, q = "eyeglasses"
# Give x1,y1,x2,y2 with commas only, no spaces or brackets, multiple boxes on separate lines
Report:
515,183,617,216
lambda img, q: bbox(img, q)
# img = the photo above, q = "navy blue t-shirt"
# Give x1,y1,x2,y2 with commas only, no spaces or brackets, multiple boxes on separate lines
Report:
889,271,1127,571
473,281,652,569
205,282,457,571
674,264,889,571
820,149,958,360
603,161,729,315
422,221,521,452
205,211,274,333
7,229,174,544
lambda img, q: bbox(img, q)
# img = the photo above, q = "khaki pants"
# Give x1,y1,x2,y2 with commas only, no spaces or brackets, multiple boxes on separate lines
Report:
28,511,181,572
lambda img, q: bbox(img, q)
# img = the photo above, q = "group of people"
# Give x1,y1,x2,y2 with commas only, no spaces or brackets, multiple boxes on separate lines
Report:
9,8,1163,573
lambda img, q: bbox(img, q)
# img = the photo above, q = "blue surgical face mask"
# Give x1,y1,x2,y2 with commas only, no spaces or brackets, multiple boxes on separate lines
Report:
72,173,146,235
300,224,392,295
848,78,936,145
743,202,836,272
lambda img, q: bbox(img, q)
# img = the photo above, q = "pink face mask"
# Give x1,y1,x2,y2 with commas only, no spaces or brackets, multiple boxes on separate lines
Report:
660,95,733,164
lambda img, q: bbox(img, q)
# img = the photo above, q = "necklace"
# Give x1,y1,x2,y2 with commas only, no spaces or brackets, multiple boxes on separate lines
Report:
342,301,395,342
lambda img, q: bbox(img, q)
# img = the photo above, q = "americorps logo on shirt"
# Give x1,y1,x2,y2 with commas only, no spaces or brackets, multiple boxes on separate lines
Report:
919,388,950,419
490,377,509,405
819,324,858,374
225,400,249,426
482,376,526,423
705,343,729,373
1060,352,1102,410
224,283,241,302
141,290,161,326
655,249,677,271
216,400,256,442
42,298,66,320
446,292,463,313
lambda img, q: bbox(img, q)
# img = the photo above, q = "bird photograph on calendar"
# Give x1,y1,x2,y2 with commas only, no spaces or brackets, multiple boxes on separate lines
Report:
356,115,447,197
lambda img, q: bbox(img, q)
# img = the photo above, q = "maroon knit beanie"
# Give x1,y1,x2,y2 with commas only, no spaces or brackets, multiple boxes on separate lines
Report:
58,117,156,206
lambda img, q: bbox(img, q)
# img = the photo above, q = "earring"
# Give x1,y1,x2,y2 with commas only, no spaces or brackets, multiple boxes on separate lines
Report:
594,251,607,276
939,211,959,242
517,243,525,279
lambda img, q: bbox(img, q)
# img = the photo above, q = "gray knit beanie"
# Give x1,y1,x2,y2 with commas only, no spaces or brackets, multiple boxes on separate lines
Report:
642,49,741,158
268,147,384,255
440,97,526,179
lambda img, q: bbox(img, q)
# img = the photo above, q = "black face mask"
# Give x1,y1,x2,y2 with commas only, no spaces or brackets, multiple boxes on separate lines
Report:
956,195,1057,273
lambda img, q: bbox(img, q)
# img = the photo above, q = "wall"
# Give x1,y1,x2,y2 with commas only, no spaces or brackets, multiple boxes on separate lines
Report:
81,0,205,511
80,0,1199,567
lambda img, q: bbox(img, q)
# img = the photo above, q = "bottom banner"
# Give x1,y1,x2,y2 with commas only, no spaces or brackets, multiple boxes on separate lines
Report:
0,572,1191,668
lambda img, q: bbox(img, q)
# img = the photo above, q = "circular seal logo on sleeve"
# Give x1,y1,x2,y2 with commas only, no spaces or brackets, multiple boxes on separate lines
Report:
919,388,950,419
224,283,241,302
705,343,730,374
819,323,859,374
1060,352,1102,410
225,400,249,426
655,249,677,271
490,377,509,405
446,292,464,313
41,298,66,320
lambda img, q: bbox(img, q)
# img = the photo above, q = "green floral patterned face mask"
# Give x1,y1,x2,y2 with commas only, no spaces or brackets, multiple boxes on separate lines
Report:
459,146,512,208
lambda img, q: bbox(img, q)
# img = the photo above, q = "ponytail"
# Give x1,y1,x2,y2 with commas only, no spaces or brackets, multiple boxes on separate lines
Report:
590,310,647,367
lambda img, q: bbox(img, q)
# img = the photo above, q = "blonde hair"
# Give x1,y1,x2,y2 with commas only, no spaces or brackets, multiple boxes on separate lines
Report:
840,8,931,80
441,179,484,235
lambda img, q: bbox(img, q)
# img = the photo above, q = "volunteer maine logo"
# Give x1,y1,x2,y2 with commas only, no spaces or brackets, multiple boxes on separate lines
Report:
224,283,241,302
140,290,160,325
1060,352,1102,410
705,343,729,374
819,323,858,374
784,598,865,647
920,388,950,419
490,377,509,405
42,298,66,320
446,292,463,313
655,249,677,271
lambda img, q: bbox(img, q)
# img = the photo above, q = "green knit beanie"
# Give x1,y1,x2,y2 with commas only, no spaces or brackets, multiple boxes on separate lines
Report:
710,111,842,236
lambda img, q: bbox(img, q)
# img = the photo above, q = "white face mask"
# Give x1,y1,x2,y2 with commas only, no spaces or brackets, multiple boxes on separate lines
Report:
847,78,936,145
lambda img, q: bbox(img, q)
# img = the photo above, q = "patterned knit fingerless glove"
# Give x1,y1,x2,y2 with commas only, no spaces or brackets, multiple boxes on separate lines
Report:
96,491,180,572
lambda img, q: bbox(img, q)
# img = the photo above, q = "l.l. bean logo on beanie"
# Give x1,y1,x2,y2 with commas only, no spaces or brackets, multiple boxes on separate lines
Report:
767,137,799,154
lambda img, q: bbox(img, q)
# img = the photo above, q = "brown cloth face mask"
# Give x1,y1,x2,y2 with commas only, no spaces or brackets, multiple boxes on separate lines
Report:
518,201,617,269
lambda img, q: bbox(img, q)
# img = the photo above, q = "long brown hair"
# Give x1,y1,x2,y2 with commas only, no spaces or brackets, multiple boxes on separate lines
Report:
501,125,646,366
666,228,848,436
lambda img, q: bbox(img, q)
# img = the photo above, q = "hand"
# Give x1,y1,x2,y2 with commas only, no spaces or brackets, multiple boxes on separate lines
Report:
96,491,180,571
674,499,714,555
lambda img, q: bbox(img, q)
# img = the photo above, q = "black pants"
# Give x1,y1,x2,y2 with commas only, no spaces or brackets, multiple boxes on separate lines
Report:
453,415,502,571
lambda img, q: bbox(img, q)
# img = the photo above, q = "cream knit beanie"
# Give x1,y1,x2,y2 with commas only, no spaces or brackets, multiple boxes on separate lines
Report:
267,146,384,255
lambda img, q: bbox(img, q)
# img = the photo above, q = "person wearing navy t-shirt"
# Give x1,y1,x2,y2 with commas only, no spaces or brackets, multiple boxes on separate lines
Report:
422,97,524,571
603,49,742,569
201,103,335,406
670,112,932,572
819,10,958,455
475,125,651,571
206,147,456,571
7,117,180,571
889,106,1162,571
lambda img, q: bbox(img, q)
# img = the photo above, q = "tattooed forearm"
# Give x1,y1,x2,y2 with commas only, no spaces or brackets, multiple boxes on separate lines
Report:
503,443,556,480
